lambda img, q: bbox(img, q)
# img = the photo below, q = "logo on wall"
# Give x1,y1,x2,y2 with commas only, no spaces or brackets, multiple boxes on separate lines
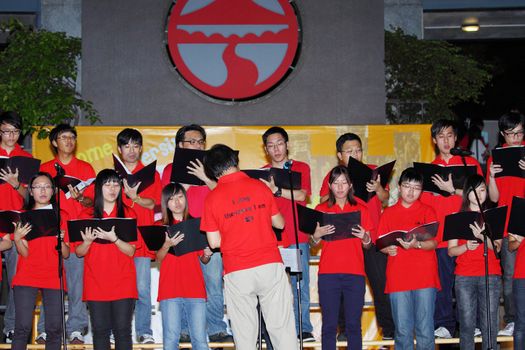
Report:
166,0,301,102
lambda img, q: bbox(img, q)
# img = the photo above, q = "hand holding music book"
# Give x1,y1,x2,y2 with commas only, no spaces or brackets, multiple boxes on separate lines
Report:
169,148,207,186
491,146,525,178
375,221,439,251
296,204,361,241
443,206,508,242
112,154,157,194
243,168,302,190
67,218,137,244
347,158,396,202
508,196,525,237
0,209,58,241
413,162,477,196
139,218,208,256
0,156,41,184
54,175,95,199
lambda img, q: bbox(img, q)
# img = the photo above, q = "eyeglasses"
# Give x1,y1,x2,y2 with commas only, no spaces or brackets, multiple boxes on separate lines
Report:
400,183,422,191
182,139,205,146
503,130,524,137
57,135,77,141
0,129,21,136
31,185,53,191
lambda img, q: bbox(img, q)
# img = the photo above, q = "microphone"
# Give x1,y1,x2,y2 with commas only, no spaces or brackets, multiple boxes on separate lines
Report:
283,159,293,170
450,147,472,157
54,162,65,176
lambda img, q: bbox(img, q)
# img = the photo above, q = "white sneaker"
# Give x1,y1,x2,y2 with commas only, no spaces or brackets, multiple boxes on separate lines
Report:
139,334,155,344
35,332,47,344
69,331,85,344
498,322,514,336
110,333,115,344
474,328,481,337
5,331,14,344
434,326,452,339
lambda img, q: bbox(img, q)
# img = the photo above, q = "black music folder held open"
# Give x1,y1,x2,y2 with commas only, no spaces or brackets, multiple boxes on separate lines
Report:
67,217,137,244
113,154,156,194
347,157,396,202
375,221,439,251
242,168,302,190
508,196,525,237
491,146,525,178
169,148,207,186
0,156,41,184
54,175,95,199
443,206,508,242
139,218,208,256
413,162,477,196
0,209,58,241
296,204,361,241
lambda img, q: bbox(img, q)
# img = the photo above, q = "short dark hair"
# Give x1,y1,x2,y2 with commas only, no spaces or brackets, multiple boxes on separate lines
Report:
175,124,206,146
49,124,77,153
204,144,239,180
327,165,357,207
0,111,22,130
398,167,423,186
431,119,457,139
262,126,288,145
117,128,142,147
498,112,524,132
93,169,125,218
336,133,362,152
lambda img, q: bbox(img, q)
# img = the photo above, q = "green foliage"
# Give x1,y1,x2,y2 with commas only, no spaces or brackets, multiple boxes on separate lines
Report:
0,19,100,138
385,28,492,124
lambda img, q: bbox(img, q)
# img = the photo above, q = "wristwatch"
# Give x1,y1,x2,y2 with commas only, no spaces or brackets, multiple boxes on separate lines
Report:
274,187,282,197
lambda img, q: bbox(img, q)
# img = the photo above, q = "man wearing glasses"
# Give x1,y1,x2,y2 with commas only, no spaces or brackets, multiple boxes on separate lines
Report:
161,124,233,344
0,111,32,343
38,124,96,344
486,112,525,337
319,132,393,341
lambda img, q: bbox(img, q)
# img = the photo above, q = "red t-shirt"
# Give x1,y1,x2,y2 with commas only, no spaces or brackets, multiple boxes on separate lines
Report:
0,144,32,212
454,238,501,276
156,220,206,301
420,155,482,247
486,142,525,237
12,208,69,290
378,200,440,293
76,205,138,301
514,242,525,279
41,156,96,220
161,162,211,218
121,161,161,259
320,164,383,241
201,171,282,275
315,200,375,275
263,160,311,247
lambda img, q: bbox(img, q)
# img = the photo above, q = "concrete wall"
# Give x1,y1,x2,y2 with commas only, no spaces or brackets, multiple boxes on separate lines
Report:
81,0,386,126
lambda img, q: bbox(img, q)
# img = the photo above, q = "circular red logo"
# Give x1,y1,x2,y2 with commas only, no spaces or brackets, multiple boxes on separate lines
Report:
166,0,301,102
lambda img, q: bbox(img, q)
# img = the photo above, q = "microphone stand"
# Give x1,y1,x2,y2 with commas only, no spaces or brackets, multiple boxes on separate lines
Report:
283,160,304,350
53,165,68,350
458,154,498,350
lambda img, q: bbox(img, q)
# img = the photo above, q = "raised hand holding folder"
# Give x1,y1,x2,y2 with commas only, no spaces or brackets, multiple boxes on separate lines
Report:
413,162,477,196
112,154,156,194
67,218,137,244
297,204,361,241
243,168,302,190
491,146,525,178
443,206,508,242
347,158,395,202
0,208,58,241
0,156,41,184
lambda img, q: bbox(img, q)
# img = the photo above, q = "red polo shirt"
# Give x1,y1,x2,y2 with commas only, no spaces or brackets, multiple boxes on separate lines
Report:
263,160,311,247
315,200,375,275
0,144,32,211
454,239,501,276
378,200,440,293
201,171,282,275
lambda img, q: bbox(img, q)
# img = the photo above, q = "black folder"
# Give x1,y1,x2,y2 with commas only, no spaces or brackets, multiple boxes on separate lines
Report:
413,162,477,196
242,168,302,190
169,148,207,186
139,218,208,256
375,221,439,251
0,209,59,241
347,158,396,202
113,154,157,194
54,175,95,199
296,204,361,241
67,218,137,244
508,196,525,237
0,156,41,184
491,146,525,178
443,206,508,242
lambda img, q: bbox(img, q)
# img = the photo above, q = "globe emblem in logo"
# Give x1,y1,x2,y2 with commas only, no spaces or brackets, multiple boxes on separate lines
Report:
166,0,301,101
